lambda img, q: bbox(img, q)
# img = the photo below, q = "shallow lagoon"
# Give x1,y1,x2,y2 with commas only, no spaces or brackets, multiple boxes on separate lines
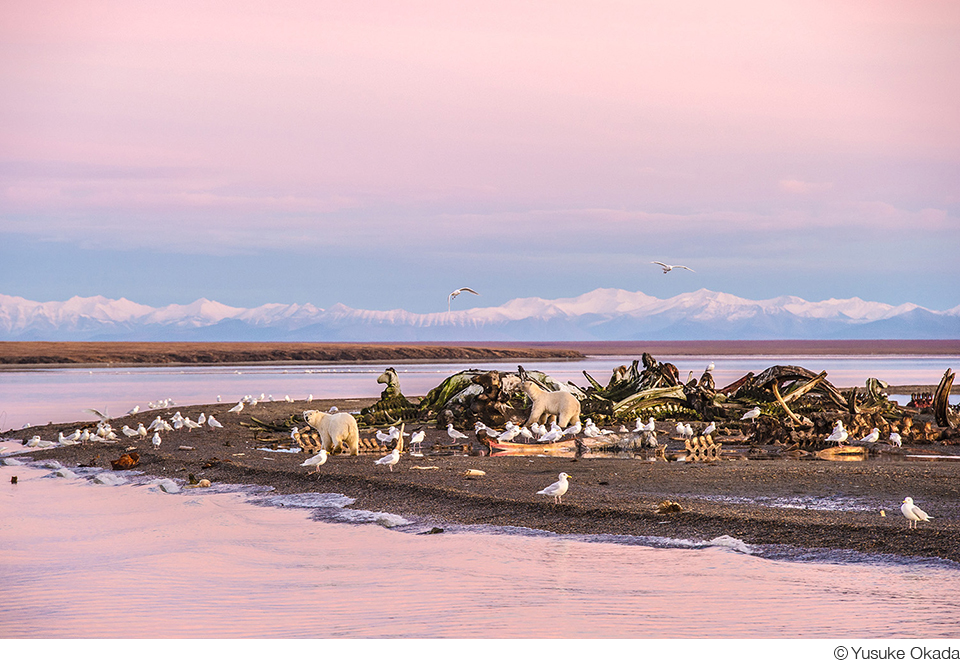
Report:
3,462,960,639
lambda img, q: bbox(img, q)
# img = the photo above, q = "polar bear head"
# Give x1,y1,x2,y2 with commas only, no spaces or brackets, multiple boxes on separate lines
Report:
302,409,326,429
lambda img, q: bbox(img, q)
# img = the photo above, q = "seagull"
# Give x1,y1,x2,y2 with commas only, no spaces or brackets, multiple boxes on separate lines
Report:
537,427,563,444
652,261,695,274
376,428,394,446
228,401,244,413
59,430,81,446
497,424,522,442
152,432,162,450
307,394,314,402
741,407,761,421
901,497,932,529
28,435,55,448
889,432,902,447
183,417,202,430
284,395,293,402
217,395,222,403
447,287,480,312
410,429,426,454
474,421,494,438
125,405,140,416
537,472,572,504
562,422,582,437
825,425,848,445
207,415,223,429
703,422,716,437
137,423,147,439
82,407,110,421
301,449,328,477
197,412,206,425
706,362,715,372
583,420,602,438
860,427,880,443
375,448,401,472
447,423,469,441
122,425,139,438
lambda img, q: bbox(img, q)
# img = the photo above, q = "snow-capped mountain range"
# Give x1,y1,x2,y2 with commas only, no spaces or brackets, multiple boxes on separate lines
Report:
1,289,958,341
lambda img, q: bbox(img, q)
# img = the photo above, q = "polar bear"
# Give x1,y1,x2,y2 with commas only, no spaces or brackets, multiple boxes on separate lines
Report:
522,380,581,428
302,410,360,456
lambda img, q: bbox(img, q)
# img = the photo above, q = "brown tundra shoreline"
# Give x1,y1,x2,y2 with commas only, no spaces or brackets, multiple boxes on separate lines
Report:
2,339,959,367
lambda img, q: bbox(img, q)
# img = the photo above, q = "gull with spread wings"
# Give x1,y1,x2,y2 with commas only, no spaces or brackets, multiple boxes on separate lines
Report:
447,287,479,312
652,261,695,274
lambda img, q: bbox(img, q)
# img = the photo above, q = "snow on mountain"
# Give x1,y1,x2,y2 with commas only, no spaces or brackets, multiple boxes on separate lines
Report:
0,289,956,341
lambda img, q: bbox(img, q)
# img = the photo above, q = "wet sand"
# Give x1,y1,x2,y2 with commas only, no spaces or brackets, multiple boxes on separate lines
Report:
5,397,959,564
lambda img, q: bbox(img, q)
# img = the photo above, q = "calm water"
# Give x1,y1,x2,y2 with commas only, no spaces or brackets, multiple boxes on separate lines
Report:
2,457,959,639
2,354,958,431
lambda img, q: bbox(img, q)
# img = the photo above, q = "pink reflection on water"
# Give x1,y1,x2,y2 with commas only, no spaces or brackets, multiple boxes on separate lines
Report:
2,464,960,638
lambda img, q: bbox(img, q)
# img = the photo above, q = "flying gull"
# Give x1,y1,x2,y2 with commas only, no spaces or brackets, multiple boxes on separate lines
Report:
447,287,479,312
652,261,695,274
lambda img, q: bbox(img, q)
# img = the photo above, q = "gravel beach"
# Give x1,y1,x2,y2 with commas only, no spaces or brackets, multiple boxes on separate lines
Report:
5,396,959,564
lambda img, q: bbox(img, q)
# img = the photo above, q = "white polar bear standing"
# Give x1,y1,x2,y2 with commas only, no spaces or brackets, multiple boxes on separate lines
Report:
302,410,360,456
522,380,581,428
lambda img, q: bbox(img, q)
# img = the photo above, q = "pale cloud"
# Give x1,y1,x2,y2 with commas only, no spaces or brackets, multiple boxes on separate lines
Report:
778,179,834,194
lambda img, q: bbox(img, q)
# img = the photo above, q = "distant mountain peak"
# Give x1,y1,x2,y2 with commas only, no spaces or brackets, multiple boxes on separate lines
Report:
0,289,955,341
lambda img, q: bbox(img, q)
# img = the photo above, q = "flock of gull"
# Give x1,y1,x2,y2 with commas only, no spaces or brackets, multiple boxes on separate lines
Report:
7,370,938,531
304,400,935,529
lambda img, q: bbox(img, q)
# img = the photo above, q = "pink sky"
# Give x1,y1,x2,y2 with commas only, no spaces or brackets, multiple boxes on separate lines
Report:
1,1,958,311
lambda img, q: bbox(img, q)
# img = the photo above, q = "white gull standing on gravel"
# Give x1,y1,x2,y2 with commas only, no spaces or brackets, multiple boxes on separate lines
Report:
901,497,932,529
301,449,328,477
537,472,572,504
375,448,401,472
